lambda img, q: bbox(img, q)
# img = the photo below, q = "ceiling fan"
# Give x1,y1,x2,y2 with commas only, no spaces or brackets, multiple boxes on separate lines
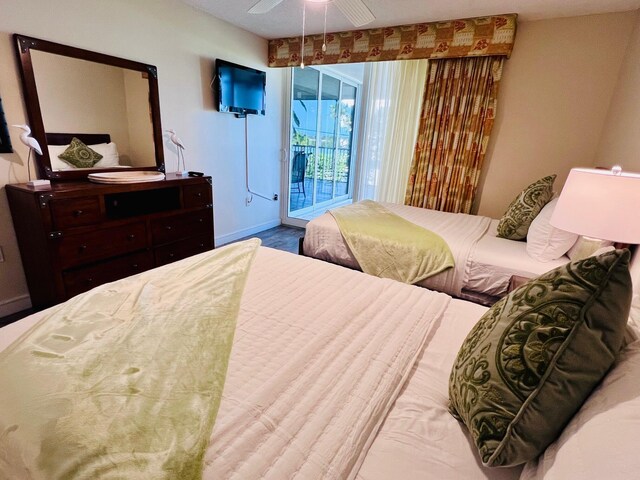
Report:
248,0,375,28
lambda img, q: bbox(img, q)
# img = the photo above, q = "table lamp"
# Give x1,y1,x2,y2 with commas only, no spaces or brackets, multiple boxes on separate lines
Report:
550,166,640,245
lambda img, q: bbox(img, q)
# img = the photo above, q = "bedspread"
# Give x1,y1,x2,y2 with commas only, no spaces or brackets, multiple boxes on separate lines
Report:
0,239,259,479
203,248,451,479
305,203,491,296
330,200,454,284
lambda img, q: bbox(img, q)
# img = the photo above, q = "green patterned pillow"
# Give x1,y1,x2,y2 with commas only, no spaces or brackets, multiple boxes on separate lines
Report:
449,249,632,467
497,175,556,240
58,137,103,168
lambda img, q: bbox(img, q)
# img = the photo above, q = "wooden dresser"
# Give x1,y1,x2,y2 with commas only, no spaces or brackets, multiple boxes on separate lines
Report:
6,174,214,309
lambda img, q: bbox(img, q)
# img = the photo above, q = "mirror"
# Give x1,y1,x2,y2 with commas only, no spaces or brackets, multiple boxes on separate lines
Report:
14,35,165,180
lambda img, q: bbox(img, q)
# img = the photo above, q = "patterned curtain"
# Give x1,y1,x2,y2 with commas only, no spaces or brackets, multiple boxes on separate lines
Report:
404,56,504,213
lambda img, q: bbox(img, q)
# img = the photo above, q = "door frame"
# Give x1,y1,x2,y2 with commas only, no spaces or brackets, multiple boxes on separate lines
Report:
281,66,362,227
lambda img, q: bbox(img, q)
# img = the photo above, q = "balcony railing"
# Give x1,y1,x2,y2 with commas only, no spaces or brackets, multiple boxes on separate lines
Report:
291,144,351,183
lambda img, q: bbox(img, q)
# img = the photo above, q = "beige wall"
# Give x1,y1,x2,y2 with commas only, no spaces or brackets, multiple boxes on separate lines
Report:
123,70,156,167
32,51,133,160
595,11,640,170
0,0,284,315
476,12,637,218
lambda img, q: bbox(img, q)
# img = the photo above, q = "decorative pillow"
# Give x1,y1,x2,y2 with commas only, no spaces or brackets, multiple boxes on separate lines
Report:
567,236,614,261
526,198,578,262
520,340,640,480
91,142,121,167
58,137,103,168
448,249,632,467
497,175,556,240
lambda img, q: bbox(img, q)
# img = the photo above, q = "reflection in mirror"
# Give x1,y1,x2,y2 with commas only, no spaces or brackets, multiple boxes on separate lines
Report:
14,34,164,181
31,51,155,171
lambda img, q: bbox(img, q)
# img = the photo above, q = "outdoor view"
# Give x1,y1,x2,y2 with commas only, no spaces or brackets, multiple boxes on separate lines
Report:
289,67,358,216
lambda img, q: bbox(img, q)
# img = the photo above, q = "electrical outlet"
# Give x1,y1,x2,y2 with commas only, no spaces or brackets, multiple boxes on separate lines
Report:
0,246,4,263
273,193,278,201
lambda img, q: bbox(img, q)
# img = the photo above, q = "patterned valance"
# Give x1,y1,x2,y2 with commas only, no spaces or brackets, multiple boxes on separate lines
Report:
268,14,517,68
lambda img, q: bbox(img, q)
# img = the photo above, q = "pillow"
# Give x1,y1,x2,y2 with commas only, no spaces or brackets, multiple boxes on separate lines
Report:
448,249,632,467
58,137,103,168
91,142,120,167
47,144,72,170
520,340,640,480
497,175,556,240
526,198,578,262
567,236,614,261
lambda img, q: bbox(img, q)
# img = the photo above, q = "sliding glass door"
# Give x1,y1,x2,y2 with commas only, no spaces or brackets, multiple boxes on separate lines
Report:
286,67,360,221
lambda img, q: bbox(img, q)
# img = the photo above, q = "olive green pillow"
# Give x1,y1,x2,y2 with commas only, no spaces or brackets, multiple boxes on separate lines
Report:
497,175,556,240
449,249,632,467
58,137,103,168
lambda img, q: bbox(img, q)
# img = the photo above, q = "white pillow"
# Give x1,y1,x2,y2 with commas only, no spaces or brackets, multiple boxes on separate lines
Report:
521,339,640,480
90,142,120,167
526,198,578,262
47,144,73,170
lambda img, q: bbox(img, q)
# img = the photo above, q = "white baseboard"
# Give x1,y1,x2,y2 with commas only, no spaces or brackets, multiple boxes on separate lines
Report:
0,294,32,318
215,219,281,246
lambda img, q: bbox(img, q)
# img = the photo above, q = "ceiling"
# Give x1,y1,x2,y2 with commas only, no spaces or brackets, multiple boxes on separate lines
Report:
181,0,640,39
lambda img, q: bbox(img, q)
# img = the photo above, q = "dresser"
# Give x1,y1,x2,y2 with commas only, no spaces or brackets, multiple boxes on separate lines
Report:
6,174,214,309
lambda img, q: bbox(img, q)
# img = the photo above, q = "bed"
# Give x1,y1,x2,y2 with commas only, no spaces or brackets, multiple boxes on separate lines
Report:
303,203,569,305
1,242,638,479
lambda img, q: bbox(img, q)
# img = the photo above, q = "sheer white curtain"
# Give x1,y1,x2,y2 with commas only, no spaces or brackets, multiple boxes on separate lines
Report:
354,59,428,203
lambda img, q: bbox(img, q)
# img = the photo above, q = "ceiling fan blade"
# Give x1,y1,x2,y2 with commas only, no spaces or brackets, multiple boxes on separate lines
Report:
248,0,285,14
334,0,375,27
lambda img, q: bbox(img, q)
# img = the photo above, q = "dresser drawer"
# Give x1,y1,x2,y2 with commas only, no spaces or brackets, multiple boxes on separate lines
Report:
183,183,212,208
63,251,154,298
56,221,147,269
51,197,102,229
155,234,214,266
151,209,213,245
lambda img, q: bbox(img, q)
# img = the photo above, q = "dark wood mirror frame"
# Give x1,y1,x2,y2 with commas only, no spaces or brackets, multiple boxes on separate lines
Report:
13,34,165,181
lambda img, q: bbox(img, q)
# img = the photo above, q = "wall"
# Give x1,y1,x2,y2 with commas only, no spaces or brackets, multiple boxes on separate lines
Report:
476,12,637,218
31,51,133,160
0,0,284,315
594,11,640,170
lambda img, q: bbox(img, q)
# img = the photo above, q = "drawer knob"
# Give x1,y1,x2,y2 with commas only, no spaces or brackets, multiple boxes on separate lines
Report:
131,263,139,269
165,226,172,230
196,192,202,197
79,245,87,252
128,234,136,240
198,218,203,223
168,253,175,258
86,278,94,284
73,209,84,217
199,243,204,248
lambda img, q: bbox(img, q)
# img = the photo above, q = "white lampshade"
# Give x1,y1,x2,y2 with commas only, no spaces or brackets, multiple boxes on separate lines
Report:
550,167,640,244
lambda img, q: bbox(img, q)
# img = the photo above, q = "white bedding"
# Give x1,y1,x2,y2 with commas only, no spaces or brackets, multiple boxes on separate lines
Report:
464,220,569,297
304,204,569,299
1,246,483,479
305,203,490,296
357,298,522,480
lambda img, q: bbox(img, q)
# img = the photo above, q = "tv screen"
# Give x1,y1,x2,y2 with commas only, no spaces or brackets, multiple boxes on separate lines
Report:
216,59,266,116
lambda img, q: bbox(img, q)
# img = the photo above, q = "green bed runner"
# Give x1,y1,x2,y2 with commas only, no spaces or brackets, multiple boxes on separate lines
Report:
0,239,260,479
330,200,454,284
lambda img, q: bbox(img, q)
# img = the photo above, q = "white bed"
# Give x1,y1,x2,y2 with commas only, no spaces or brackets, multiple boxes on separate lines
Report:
1,245,638,479
303,203,569,304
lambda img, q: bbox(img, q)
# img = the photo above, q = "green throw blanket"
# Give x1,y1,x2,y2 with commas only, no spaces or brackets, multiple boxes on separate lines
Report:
330,200,454,284
0,239,260,479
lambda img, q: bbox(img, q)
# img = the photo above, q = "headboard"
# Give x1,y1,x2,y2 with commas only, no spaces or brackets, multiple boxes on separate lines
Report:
46,133,111,146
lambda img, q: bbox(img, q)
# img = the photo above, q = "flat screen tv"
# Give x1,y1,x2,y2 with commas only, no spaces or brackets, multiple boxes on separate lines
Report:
215,59,266,116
